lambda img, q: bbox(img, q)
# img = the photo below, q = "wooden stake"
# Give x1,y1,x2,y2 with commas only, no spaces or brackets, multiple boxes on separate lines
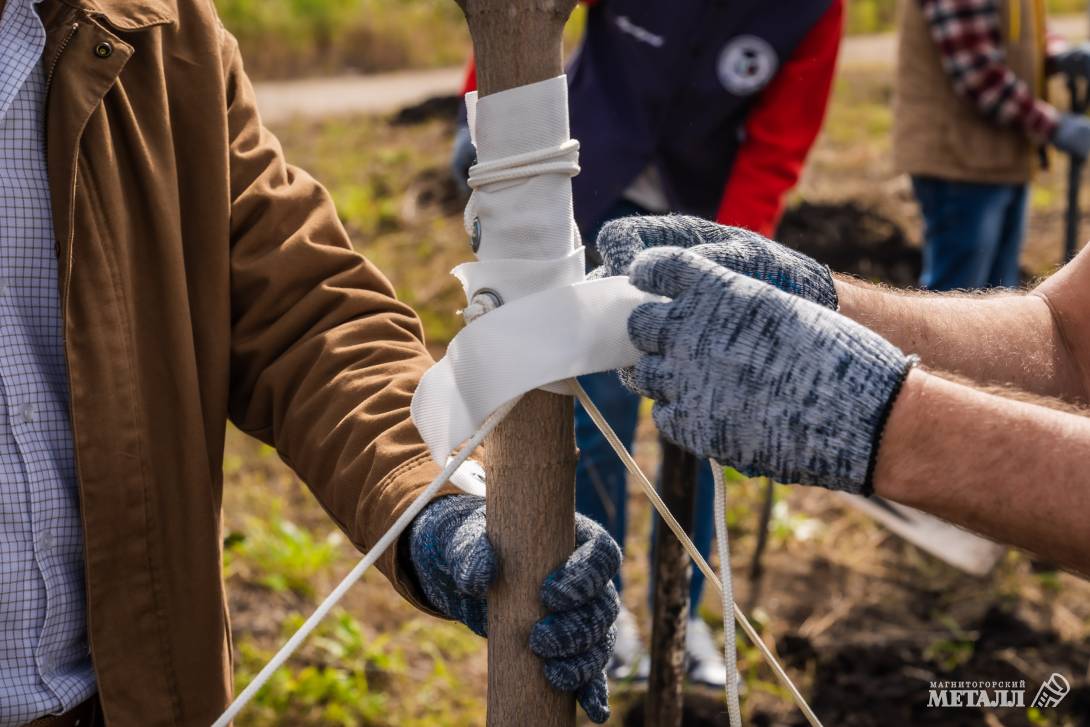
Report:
452,3,578,726
646,439,698,727
747,478,776,614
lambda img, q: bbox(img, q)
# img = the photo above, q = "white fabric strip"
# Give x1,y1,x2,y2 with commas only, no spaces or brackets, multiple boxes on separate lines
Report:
452,248,586,307
464,76,581,271
412,74,661,470
412,277,658,465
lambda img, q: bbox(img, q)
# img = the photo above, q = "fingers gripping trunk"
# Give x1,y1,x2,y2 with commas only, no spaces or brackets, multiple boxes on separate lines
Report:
409,495,622,723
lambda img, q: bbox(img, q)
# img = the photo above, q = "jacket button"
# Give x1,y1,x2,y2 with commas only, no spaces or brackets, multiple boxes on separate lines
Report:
94,41,113,58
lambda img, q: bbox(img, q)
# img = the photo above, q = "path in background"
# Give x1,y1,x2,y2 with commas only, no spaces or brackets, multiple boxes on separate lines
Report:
256,67,465,124
254,15,1087,122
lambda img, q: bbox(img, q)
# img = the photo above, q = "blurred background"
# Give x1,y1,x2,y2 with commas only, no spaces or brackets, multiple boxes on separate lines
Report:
216,1,1090,725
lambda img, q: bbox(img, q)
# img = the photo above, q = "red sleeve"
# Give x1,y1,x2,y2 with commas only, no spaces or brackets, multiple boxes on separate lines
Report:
462,57,477,95
461,0,598,95
716,0,843,236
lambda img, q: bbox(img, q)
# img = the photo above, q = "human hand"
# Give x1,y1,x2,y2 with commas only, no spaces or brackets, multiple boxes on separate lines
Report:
1054,43,1090,81
1054,114,1090,159
591,214,838,310
625,247,916,495
450,123,476,196
408,495,621,723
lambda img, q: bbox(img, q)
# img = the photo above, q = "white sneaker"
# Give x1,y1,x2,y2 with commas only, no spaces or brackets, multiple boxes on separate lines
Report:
685,618,729,689
607,606,650,682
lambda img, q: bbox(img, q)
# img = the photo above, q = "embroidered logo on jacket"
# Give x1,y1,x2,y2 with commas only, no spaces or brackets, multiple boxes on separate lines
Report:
717,35,778,95
614,15,665,48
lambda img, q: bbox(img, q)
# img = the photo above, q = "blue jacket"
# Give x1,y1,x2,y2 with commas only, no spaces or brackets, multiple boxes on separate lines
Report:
568,0,835,237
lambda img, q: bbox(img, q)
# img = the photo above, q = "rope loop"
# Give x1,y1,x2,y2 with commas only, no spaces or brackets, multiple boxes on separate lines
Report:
467,138,581,188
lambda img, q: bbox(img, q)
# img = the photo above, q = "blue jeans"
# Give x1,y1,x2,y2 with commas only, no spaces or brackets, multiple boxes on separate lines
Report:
912,176,1027,291
575,201,716,615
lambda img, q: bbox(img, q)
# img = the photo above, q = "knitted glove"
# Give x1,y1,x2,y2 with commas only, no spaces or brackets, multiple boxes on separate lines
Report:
1054,42,1090,80
450,123,476,196
625,247,916,495
593,214,838,309
408,495,621,723
1054,114,1090,159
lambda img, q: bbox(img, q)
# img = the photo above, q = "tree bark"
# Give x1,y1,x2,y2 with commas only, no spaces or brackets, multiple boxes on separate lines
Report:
454,2,580,726
646,440,699,727
485,391,577,727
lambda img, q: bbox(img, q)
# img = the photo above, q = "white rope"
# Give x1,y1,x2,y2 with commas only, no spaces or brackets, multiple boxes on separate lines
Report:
215,378,822,727
466,139,581,188
462,132,581,244
210,397,521,727
711,461,743,727
569,378,824,727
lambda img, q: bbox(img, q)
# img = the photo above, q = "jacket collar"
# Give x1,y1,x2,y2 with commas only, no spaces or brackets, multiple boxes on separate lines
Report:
55,0,176,30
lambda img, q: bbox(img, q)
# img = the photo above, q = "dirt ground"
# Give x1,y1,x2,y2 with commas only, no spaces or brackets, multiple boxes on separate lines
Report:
222,64,1090,727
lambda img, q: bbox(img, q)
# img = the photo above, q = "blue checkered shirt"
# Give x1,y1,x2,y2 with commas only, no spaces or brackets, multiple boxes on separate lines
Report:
0,0,96,723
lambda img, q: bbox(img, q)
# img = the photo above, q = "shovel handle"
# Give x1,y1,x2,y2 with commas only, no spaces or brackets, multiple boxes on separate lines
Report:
1065,76,1088,262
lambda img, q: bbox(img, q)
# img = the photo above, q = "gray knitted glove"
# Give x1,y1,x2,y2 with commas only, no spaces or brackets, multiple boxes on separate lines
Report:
408,495,621,723
450,123,476,196
625,247,916,495
592,214,838,309
1054,114,1090,159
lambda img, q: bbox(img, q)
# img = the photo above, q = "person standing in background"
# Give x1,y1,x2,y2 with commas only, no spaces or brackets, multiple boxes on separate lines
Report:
895,0,1090,291
0,0,619,723
453,0,842,687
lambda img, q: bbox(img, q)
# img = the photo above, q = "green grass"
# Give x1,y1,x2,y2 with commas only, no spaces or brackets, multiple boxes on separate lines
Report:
216,0,1087,79
215,0,589,80
233,610,398,726
232,610,486,726
225,512,342,598
215,0,470,79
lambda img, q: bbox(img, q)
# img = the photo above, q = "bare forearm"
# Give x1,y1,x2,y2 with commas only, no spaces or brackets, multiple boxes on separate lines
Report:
835,276,1087,402
875,369,1090,575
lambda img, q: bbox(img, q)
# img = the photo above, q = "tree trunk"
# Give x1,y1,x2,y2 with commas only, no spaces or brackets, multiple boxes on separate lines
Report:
453,2,579,726
485,391,577,727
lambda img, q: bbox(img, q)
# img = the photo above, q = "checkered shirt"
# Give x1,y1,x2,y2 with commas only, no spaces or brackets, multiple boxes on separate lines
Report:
0,0,96,724
920,0,1059,143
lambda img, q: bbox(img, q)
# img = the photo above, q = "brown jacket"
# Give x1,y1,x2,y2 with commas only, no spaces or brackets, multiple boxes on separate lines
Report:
36,0,453,724
892,0,1046,184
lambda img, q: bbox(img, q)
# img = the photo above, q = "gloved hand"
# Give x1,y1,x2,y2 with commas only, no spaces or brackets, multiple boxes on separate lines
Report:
592,214,838,310
450,123,476,196
408,495,621,723
1053,113,1090,159
1053,42,1090,80
624,247,917,495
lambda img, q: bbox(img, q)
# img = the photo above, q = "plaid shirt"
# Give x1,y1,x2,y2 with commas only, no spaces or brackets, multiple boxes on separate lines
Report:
0,0,95,723
920,0,1059,143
